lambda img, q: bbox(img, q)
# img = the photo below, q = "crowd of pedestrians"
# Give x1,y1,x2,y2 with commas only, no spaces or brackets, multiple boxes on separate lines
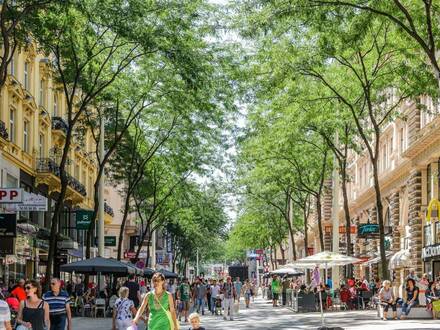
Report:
262,268,440,321
0,274,258,330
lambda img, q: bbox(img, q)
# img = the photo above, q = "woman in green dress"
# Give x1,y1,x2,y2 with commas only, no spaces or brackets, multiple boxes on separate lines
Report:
133,272,179,330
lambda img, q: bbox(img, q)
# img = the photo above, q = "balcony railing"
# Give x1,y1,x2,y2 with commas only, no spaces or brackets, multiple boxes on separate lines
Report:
51,116,68,134
104,202,114,217
36,158,87,196
0,121,8,140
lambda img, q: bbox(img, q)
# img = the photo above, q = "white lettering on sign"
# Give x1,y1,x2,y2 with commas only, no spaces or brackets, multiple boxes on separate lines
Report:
422,244,440,259
0,188,23,203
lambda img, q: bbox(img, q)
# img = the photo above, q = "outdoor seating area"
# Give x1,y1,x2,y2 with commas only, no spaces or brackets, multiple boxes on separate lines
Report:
61,257,179,319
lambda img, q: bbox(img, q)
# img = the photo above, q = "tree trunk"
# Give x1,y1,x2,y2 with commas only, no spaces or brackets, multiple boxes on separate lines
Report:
279,243,285,265
303,208,310,283
340,162,353,277
117,192,132,260
45,127,73,290
372,160,388,280
316,197,324,251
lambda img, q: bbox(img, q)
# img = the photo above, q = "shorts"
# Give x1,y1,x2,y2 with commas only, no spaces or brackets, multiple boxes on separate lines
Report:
180,300,190,311
273,293,279,300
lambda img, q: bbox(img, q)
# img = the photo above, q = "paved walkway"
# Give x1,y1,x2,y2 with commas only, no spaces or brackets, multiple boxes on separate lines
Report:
74,297,440,329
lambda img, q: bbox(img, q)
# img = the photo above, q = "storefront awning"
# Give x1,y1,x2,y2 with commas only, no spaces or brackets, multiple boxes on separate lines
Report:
362,251,393,266
389,249,411,269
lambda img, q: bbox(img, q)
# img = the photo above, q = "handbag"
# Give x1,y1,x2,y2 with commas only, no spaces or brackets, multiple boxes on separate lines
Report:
154,293,179,330
432,299,440,312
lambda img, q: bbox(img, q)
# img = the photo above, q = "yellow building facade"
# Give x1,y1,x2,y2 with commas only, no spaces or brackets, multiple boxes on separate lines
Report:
0,42,114,281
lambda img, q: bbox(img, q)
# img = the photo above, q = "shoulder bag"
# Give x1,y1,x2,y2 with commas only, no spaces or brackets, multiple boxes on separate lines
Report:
154,293,179,330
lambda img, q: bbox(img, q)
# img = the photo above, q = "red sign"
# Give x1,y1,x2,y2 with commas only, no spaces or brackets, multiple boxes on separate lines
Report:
124,251,136,259
339,226,357,234
307,247,314,256
0,188,23,203
324,225,332,234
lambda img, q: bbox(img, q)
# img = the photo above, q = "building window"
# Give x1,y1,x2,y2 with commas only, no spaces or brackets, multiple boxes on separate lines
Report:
24,62,29,90
6,173,18,188
428,164,432,202
39,134,45,157
400,128,405,153
75,163,80,179
39,79,45,107
9,55,15,76
9,109,15,143
23,121,29,152
53,93,58,116
390,136,393,153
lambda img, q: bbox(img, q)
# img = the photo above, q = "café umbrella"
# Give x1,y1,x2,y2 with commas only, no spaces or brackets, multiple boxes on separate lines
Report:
290,251,361,328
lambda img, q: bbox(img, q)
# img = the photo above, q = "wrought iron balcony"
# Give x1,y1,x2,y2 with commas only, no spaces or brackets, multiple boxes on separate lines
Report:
36,158,87,196
104,202,114,217
0,121,8,140
51,116,68,134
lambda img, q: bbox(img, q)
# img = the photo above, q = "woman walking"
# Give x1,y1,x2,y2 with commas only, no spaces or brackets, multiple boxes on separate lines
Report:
133,272,179,330
112,286,137,330
16,280,50,330
243,280,252,308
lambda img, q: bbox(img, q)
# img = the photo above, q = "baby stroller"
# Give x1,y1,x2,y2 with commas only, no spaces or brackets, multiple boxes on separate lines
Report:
214,295,223,315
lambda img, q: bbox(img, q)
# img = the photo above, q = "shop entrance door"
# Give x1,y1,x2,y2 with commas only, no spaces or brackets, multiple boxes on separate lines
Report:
433,261,440,280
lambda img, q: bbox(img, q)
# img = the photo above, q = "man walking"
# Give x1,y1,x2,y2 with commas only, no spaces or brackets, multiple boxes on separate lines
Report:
178,278,190,323
271,275,281,307
221,276,236,321
43,278,72,330
233,277,242,312
195,279,207,315
124,274,141,308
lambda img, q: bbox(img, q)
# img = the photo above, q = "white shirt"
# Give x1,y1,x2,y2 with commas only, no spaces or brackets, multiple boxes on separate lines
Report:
0,300,11,330
211,285,220,298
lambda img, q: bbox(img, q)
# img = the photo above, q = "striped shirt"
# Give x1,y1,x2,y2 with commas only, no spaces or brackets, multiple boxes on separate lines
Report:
43,290,70,315
0,300,11,330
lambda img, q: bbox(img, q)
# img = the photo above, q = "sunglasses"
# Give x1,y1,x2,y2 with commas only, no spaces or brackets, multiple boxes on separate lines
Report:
50,283,57,286
25,286,33,290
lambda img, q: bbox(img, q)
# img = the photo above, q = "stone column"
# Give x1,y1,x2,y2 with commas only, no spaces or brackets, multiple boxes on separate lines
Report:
390,192,401,252
323,179,333,251
407,105,421,146
408,170,423,275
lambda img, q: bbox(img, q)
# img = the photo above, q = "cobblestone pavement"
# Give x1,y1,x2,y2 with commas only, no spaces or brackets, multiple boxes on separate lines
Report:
74,297,440,330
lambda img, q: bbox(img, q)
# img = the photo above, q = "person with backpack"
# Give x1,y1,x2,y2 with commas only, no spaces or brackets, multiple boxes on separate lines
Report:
221,276,236,321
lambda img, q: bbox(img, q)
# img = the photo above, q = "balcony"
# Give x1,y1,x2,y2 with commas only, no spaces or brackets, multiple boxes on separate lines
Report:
0,121,8,140
104,202,114,225
51,117,68,144
104,202,114,217
51,116,68,133
36,158,86,204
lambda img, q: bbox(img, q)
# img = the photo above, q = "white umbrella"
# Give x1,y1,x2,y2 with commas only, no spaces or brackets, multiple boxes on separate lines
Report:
270,267,304,276
290,251,361,328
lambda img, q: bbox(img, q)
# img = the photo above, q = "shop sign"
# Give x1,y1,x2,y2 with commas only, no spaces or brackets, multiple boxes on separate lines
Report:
76,210,93,229
324,225,332,234
307,247,314,256
426,198,440,222
0,237,14,255
34,239,49,250
104,236,116,247
5,192,47,211
339,226,357,234
0,188,23,203
357,224,380,238
0,213,16,237
124,251,136,259
422,243,440,259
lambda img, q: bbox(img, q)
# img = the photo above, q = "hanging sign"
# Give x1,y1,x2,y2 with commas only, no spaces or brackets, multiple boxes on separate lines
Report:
104,236,116,246
357,223,380,238
0,213,16,237
76,210,93,229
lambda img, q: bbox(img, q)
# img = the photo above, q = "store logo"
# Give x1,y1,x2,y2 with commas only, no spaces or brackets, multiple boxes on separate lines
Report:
422,244,440,259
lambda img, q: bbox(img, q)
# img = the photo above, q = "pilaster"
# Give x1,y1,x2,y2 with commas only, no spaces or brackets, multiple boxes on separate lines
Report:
408,169,423,275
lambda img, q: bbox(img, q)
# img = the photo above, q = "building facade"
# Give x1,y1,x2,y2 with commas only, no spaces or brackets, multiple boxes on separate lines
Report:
294,95,440,285
0,42,116,283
